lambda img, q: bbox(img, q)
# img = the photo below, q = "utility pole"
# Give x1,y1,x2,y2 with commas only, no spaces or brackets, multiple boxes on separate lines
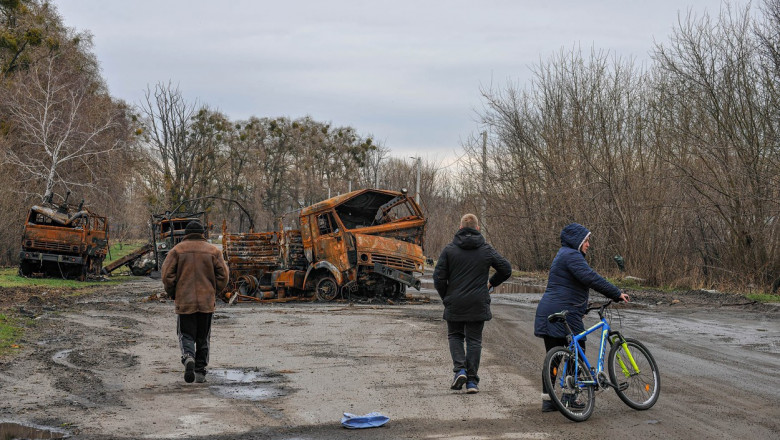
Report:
411,156,421,205
481,131,487,228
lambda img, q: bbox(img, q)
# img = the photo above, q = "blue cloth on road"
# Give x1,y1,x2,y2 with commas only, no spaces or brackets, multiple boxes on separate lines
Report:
340,412,390,429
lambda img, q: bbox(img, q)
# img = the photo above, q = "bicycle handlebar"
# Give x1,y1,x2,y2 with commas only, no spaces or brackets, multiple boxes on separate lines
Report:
585,300,614,317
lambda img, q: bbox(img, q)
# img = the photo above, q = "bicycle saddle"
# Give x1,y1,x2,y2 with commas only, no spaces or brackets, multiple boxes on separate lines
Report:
547,310,569,323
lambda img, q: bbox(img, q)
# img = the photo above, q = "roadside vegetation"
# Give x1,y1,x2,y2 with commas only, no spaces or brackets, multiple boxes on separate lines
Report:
105,240,150,269
0,313,24,356
0,267,132,290
746,293,780,303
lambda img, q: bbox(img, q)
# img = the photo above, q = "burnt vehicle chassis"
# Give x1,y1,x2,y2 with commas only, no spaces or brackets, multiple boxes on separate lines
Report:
18,193,109,280
222,188,426,303
150,210,210,271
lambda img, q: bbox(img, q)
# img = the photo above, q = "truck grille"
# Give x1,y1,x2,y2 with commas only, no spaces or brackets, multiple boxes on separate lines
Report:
372,253,416,271
27,240,78,253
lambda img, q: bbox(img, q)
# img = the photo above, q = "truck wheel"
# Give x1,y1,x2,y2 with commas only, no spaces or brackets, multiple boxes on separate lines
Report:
315,276,339,302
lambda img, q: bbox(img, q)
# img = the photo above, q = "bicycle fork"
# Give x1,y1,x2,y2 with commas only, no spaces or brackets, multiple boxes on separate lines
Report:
610,333,639,391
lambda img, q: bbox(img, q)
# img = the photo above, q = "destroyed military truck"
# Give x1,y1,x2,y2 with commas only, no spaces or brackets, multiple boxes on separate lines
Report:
100,209,209,276
19,192,109,280
149,210,210,272
222,188,426,302
103,197,253,276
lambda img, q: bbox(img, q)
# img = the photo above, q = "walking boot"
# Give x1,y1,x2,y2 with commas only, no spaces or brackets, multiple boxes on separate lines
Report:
542,400,557,412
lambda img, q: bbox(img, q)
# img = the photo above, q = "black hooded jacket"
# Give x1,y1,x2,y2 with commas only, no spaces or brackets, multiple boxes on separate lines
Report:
433,227,512,321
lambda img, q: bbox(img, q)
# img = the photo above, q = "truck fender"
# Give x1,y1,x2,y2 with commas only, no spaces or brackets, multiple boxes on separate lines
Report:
303,261,343,288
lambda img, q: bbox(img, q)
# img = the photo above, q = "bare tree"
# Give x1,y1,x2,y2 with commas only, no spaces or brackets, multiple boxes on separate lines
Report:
0,43,125,201
138,81,201,209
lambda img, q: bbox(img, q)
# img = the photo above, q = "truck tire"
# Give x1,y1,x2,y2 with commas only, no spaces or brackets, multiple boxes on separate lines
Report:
315,276,339,302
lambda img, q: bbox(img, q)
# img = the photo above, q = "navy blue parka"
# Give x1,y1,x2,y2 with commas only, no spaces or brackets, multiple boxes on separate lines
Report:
534,223,622,340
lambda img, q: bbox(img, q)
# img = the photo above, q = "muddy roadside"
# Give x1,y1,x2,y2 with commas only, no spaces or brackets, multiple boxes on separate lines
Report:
1,275,778,439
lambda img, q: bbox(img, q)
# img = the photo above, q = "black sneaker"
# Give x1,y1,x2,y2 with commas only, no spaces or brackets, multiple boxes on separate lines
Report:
542,400,557,412
194,372,206,383
451,369,467,390
183,356,195,383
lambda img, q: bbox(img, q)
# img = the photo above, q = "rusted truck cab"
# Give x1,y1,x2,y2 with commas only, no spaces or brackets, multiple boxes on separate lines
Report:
298,188,426,300
19,201,109,279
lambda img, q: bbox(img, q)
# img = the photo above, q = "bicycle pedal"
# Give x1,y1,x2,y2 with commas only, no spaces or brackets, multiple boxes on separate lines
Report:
617,382,629,391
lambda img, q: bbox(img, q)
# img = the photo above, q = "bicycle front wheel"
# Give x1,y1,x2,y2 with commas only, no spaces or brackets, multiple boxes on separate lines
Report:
542,347,595,422
608,338,660,410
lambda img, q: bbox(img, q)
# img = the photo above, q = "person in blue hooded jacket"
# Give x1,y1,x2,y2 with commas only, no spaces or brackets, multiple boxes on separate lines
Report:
534,223,629,412
434,213,512,394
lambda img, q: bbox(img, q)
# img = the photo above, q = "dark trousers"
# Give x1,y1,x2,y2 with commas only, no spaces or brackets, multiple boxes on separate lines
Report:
447,320,485,384
542,336,585,396
177,312,213,374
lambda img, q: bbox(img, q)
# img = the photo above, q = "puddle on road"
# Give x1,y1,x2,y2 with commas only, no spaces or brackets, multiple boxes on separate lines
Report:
0,421,69,439
208,368,286,401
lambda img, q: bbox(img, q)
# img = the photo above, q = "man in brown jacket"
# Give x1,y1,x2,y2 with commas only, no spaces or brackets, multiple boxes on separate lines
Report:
161,220,229,383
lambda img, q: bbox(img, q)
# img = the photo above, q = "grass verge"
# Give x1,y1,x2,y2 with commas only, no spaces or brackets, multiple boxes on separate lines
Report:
0,267,134,292
0,313,24,356
105,240,149,266
746,293,780,303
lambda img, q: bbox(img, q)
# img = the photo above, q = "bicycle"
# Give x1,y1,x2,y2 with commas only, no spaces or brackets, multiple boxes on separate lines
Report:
542,300,660,422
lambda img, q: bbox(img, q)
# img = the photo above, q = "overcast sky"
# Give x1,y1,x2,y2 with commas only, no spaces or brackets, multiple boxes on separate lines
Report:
55,0,734,163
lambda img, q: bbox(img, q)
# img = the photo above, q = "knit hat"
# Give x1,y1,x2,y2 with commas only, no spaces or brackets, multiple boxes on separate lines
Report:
184,220,204,235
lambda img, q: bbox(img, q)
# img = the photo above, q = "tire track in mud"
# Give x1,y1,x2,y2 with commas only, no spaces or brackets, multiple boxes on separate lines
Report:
30,307,145,409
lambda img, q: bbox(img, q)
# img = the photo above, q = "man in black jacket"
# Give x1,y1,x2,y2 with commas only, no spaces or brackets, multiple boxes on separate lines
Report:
433,213,512,393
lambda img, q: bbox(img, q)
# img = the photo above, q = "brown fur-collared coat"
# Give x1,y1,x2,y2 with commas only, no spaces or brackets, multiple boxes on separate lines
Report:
161,234,229,314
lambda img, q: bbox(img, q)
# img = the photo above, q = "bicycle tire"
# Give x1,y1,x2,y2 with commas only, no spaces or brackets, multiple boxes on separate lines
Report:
608,338,660,410
542,347,595,422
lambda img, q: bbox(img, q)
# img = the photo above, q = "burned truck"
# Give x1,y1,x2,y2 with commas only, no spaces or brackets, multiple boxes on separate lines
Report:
150,210,209,271
101,209,210,276
222,188,426,302
19,193,109,280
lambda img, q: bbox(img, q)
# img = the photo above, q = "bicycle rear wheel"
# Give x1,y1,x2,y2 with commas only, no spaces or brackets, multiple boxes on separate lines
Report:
608,338,660,410
542,347,595,422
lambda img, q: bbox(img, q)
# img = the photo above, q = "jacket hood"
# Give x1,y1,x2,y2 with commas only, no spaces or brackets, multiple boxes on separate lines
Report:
560,223,590,252
453,227,485,250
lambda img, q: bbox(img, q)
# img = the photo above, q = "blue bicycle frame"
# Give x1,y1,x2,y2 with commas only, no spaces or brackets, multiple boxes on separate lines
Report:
565,317,613,387
561,301,624,388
